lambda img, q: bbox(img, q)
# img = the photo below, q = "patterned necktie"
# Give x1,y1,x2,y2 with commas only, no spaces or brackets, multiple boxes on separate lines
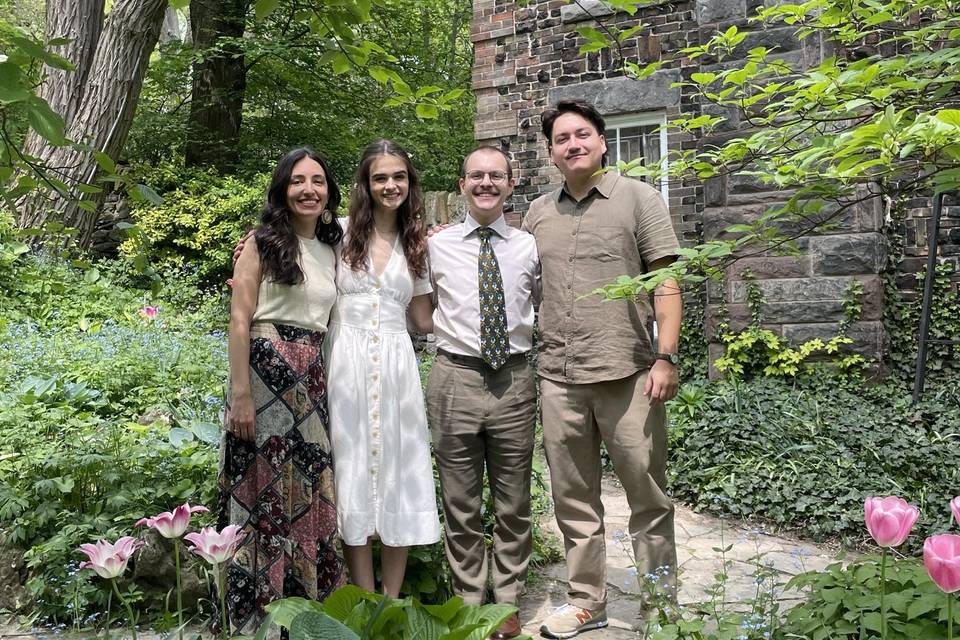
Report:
477,227,509,369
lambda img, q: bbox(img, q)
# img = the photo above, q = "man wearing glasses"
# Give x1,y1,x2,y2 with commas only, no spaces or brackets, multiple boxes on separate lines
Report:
427,146,540,640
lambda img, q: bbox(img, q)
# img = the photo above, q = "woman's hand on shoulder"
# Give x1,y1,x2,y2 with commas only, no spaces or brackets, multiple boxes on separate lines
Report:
426,223,450,239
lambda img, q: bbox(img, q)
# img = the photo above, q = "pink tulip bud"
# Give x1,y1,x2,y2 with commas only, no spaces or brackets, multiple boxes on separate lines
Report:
140,306,159,319
184,525,245,566
78,536,144,579
951,497,960,528
924,534,960,593
864,496,919,547
135,502,209,539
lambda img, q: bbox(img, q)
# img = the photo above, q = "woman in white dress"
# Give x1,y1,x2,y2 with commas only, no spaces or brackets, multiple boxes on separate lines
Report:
325,139,440,596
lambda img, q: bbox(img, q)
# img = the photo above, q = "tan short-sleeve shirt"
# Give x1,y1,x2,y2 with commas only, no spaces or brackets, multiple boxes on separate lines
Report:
523,171,680,384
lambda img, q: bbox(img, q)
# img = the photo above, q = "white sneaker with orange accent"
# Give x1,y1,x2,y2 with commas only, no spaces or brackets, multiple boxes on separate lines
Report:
539,603,608,638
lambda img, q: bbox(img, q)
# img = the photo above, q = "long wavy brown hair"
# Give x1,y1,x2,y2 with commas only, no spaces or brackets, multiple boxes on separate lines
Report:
255,147,343,285
342,140,427,278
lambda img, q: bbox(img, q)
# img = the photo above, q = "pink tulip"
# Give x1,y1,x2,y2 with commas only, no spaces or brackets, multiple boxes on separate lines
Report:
184,525,245,565
951,497,960,528
140,306,159,319
924,534,960,593
135,502,209,539
78,536,143,579
865,496,919,547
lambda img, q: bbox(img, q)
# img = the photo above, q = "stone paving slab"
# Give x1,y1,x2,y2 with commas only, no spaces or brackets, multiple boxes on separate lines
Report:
516,476,844,638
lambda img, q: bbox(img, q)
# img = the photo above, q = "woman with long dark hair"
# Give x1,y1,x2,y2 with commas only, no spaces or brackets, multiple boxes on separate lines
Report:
221,147,347,634
325,139,440,596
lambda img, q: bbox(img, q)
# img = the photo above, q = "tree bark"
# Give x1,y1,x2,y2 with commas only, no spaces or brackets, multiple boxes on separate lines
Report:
20,0,105,160
184,0,250,171
39,0,105,127
16,0,168,246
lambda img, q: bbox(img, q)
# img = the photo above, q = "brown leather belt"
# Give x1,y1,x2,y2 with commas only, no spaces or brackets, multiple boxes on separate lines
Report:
437,348,529,370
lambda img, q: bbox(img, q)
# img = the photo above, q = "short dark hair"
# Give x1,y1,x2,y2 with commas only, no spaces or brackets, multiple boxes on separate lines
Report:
541,99,606,144
541,100,608,167
460,146,513,180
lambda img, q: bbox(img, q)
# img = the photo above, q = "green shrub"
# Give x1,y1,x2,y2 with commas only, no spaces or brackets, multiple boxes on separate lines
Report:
666,376,960,547
0,246,227,624
121,164,267,286
713,327,864,378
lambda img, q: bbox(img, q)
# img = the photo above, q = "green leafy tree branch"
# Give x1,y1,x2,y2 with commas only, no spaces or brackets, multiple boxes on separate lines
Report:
578,0,960,300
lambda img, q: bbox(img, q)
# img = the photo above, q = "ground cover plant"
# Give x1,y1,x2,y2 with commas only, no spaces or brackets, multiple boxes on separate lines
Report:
666,375,960,549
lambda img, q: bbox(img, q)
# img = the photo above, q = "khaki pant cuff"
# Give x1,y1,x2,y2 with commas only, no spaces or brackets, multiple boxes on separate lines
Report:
567,596,606,612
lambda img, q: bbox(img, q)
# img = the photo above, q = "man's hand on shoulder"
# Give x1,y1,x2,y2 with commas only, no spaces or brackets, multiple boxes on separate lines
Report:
233,230,255,266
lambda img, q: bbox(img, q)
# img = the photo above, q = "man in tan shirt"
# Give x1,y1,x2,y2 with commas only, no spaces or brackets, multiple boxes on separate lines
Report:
527,100,682,639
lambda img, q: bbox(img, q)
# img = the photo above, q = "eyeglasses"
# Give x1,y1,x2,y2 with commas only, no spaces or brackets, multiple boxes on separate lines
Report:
464,170,509,184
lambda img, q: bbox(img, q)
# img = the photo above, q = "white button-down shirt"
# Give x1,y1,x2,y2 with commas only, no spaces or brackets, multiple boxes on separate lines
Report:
429,213,541,358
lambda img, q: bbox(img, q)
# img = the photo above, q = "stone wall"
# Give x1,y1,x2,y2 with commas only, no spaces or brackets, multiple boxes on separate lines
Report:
470,0,924,368
423,191,470,227
896,197,960,300
472,0,701,241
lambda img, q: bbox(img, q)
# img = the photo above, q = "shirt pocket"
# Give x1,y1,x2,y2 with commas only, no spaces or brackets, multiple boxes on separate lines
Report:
577,225,631,264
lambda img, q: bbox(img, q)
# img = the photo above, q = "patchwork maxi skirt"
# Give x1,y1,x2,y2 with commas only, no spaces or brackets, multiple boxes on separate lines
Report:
217,322,346,635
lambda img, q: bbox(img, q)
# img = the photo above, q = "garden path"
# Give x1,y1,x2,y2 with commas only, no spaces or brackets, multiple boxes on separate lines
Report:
517,474,844,638
0,473,843,640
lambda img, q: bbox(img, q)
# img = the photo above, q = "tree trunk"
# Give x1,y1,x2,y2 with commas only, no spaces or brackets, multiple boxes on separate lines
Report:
184,0,250,171
16,0,168,246
159,6,184,45
21,0,105,159
39,0,105,126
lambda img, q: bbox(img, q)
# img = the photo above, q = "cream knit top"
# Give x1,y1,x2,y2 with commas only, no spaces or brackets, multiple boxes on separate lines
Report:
252,235,338,332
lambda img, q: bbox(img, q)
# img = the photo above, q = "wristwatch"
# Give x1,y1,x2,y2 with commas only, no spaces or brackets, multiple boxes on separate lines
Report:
655,352,680,366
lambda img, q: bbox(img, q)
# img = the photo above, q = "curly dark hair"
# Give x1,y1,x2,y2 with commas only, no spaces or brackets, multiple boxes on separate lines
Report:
255,147,343,285
342,139,428,278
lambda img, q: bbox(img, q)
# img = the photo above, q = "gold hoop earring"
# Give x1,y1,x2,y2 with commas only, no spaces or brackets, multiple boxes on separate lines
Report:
321,209,333,224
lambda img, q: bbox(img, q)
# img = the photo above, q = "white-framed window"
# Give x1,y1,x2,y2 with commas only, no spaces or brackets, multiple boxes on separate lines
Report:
604,112,669,203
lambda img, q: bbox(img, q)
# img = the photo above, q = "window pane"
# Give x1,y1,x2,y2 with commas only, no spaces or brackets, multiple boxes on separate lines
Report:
612,124,661,187
642,128,661,166
617,126,645,164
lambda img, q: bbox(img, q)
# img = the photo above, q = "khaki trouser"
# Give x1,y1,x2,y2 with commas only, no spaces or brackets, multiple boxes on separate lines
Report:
427,352,537,605
541,370,677,610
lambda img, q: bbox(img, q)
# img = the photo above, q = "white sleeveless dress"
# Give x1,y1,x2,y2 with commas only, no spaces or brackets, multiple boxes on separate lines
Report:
324,234,441,546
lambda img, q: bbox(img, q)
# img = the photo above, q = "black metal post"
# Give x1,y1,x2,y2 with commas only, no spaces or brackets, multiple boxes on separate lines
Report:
912,192,945,403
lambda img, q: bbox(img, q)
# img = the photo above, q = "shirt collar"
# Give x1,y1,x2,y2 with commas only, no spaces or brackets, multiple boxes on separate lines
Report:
558,169,619,203
463,212,509,239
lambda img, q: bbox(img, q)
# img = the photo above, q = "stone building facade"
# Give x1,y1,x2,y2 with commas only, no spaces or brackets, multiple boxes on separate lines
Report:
470,0,959,370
